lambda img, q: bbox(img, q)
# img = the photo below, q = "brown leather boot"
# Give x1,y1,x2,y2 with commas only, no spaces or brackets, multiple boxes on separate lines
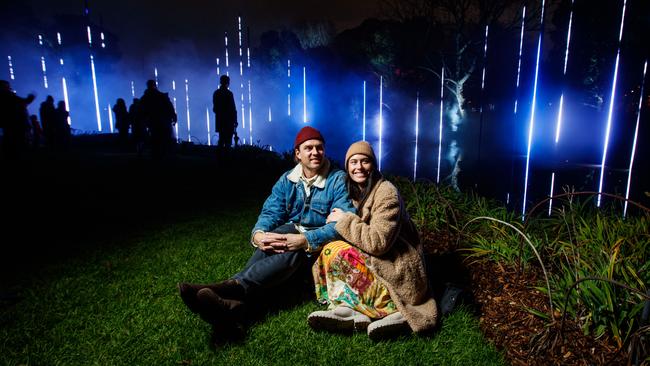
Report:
196,288,245,326
178,279,246,313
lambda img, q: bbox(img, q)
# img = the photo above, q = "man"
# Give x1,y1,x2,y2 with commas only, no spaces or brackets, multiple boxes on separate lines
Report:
140,80,176,158
178,126,355,335
212,75,237,149
0,80,35,158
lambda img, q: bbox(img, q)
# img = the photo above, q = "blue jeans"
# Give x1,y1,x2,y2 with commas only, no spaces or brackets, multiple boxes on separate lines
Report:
232,249,307,295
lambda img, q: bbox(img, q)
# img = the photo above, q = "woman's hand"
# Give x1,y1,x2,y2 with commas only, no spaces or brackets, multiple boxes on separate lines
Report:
326,208,346,223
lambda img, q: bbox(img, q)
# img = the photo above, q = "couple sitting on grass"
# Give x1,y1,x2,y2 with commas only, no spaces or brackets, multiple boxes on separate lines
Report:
179,126,437,341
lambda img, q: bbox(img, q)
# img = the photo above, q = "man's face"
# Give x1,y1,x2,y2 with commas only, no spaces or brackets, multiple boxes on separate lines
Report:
295,139,325,172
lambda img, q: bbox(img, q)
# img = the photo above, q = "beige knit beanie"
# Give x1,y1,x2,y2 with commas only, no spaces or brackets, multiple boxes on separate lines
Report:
345,141,377,167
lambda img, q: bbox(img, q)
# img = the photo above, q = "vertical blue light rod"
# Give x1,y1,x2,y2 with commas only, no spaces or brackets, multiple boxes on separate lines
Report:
437,67,444,184
623,60,647,217
107,103,114,133
522,0,545,219
185,79,191,142
514,6,526,114
362,81,366,141
554,0,574,143
378,76,383,171
414,92,420,181
248,80,253,144
548,172,555,216
288,59,291,116
7,56,15,80
303,66,307,123
62,77,71,125
597,0,628,207
90,55,102,131
206,108,211,146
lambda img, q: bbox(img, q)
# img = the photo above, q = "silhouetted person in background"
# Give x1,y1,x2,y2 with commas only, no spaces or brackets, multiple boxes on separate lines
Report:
113,98,130,147
129,98,146,155
54,101,70,151
140,80,176,158
39,95,55,149
213,75,237,150
0,80,35,158
29,114,42,149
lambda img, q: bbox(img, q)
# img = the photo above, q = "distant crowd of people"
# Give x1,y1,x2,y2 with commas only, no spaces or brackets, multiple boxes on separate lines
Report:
1,75,241,159
0,80,71,158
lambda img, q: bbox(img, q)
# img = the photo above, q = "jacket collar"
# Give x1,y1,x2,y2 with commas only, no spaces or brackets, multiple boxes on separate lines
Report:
287,158,330,189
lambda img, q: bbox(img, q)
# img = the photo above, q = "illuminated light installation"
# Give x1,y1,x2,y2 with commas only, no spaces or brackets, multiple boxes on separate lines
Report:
238,16,245,133
413,92,420,181
514,6,526,114
268,106,272,122
224,32,229,76
87,25,102,131
87,26,92,46
623,60,647,218
247,47,251,68
241,92,246,129
477,25,489,165
238,15,243,77
7,56,15,80
248,80,253,144
548,0,575,215
100,32,105,48
206,108,211,146
37,35,48,88
548,172,555,216
185,79,191,142
216,58,220,77
154,67,158,84
437,67,444,184
107,103,114,133
56,32,71,125
172,80,179,141
362,81,366,141
597,0,628,207
288,59,291,116
303,66,307,123
378,76,383,171
554,0,574,143
481,26,489,91
40,57,48,88
131,81,135,97
62,77,71,125
522,0,545,219
90,55,102,131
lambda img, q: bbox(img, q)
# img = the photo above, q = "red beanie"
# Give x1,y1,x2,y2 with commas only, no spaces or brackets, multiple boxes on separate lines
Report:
294,126,324,149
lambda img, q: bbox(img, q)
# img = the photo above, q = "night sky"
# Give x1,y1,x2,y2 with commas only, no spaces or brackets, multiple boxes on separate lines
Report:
17,0,381,62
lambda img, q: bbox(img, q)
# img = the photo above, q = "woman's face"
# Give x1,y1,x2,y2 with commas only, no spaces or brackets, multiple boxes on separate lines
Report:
347,154,373,185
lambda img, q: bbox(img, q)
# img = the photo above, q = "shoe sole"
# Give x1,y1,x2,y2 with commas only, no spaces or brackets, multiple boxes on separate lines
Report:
308,313,371,332
367,321,410,341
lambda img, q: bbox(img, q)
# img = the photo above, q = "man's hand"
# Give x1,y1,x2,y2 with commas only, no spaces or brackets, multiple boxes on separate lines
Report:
277,233,307,251
253,232,286,252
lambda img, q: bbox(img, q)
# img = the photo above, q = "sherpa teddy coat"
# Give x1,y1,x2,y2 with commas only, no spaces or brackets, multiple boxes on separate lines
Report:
335,179,438,333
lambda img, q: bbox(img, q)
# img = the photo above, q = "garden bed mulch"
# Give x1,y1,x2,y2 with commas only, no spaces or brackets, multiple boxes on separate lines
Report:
420,228,629,365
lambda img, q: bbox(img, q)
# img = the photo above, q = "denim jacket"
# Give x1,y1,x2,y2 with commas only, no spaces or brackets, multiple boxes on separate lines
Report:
252,159,356,252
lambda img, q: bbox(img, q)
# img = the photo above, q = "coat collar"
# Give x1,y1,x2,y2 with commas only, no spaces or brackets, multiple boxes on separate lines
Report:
287,158,330,189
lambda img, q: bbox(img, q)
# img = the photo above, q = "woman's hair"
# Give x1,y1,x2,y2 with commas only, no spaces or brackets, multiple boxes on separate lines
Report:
346,155,382,208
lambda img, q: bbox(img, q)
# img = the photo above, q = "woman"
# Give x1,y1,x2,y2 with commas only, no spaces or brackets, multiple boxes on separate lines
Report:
308,141,437,340
113,98,130,146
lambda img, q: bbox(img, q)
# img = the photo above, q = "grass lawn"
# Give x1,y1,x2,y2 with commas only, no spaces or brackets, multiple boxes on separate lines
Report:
0,142,505,365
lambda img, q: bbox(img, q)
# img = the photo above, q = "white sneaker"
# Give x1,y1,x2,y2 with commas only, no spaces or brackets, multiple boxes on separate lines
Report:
367,312,410,341
308,305,372,332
